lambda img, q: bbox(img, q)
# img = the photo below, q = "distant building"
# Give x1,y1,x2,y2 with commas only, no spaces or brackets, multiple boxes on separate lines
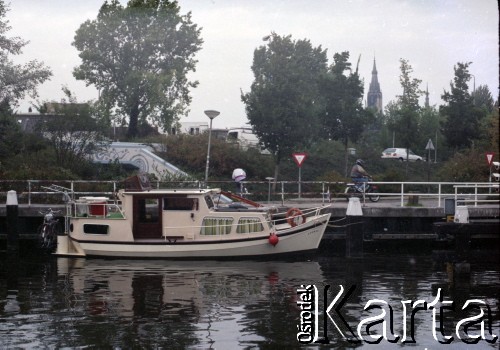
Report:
174,122,209,135
367,58,383,114
173,122,227,140
15,106,134,141
42,102,88,114
15,103,90,133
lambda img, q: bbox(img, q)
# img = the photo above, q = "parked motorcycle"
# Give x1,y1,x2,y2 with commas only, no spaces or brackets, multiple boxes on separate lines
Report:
344,177,380,202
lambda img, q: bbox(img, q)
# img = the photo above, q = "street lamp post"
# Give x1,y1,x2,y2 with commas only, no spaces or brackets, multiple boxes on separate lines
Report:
265,177,274,203
204,109,220,186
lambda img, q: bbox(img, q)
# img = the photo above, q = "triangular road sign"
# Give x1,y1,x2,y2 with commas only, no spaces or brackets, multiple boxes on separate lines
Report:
292,153,307,168
486,152,495,166
425,138,435,150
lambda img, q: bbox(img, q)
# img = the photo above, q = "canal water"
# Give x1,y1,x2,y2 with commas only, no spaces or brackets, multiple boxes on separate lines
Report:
0,247,498,349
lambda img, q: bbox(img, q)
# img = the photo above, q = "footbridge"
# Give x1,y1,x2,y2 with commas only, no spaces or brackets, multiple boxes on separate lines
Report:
93,142,187,179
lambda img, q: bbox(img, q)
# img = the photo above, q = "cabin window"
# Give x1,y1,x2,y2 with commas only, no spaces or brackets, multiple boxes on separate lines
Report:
236,218,264,233
163,197,198,211
83,224,109,235
138,198,159,223
205,195,214,209
200,217,233,235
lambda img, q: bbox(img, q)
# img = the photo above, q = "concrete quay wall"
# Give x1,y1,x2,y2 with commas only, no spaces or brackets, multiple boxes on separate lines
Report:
290,200,499,241
0,202,498,241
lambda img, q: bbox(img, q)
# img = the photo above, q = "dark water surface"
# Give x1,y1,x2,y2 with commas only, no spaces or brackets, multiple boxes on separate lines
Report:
0,247,498,349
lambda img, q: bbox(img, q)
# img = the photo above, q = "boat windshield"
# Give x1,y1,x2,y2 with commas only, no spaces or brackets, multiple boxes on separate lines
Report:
212,193,233,205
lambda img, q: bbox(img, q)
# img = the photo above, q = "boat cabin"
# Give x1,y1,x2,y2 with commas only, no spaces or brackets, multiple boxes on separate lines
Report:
68,187,273,243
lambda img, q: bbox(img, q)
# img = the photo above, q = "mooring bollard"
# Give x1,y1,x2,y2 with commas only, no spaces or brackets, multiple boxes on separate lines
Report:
346,197,363,258
454,206,471,279
6,190,19,251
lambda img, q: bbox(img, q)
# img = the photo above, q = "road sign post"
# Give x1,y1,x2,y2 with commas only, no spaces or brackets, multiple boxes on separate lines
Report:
486,152,495,193
292,153,307,199
425,139,435,182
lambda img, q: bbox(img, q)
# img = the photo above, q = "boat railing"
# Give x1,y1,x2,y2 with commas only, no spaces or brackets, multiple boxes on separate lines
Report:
271,205,330,226
69,200,125,219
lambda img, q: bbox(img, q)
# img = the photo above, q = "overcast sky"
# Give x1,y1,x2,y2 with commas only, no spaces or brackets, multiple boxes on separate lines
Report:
7,0,499,129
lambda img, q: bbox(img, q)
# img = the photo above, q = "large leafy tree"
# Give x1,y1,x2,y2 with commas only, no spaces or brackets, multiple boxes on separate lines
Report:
241,33,328,181
320,52,373,176
73,0,203,138
440,62,483,150
0,0,52,107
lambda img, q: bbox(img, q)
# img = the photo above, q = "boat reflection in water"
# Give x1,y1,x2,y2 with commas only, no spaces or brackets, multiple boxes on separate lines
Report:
54,257,324,348
1,252,499,348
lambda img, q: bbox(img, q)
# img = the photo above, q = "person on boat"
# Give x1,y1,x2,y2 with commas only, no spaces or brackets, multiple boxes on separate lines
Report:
232,168,246,195
350,159,371,190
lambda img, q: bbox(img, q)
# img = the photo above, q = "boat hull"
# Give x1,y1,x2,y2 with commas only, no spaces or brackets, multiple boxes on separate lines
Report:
56,213,331,259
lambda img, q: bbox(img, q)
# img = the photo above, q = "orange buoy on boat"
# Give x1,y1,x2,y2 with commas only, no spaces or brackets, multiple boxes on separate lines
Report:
268,233,279,246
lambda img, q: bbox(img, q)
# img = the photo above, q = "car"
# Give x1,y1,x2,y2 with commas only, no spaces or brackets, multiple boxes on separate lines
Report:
381,148,423,161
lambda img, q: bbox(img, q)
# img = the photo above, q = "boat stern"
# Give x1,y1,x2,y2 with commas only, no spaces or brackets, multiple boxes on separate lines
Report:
55,234,86,257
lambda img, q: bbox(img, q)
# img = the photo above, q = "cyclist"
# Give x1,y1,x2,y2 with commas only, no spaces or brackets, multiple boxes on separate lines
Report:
350,159,371,191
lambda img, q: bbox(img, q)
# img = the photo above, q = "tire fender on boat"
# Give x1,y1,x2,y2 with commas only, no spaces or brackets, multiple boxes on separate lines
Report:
286,208,306,227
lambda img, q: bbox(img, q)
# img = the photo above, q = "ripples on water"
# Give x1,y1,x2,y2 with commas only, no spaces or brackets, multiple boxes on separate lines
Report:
0,249,498,349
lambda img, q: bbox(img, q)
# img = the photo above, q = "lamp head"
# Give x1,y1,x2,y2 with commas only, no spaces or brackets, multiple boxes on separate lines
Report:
204,110,220,120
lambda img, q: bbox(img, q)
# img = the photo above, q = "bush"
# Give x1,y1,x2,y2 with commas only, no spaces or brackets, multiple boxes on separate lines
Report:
437,149,490,182
316,169,347,194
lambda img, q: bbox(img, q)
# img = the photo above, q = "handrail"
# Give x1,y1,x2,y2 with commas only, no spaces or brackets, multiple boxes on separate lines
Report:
0,179,498,208
453,183,500,207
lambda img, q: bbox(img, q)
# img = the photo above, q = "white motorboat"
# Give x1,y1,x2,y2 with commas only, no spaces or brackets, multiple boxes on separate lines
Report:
55,176,331,259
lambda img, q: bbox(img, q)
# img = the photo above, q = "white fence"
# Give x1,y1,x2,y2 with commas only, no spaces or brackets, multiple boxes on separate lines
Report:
0,180,498,207
354,181,500,207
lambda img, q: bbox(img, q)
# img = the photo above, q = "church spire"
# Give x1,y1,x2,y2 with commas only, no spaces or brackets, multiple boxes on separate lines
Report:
367,57,383,113
425,83,430,108
372,58,378,75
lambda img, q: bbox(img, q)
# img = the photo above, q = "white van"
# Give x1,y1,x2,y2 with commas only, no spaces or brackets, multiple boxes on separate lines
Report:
226,127,267,153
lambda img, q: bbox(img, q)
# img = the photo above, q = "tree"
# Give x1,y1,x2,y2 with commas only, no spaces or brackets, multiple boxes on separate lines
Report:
440,62,483,150
0,0,52,107
472,84,494,113
319,52,373,176
487,108,499,153
383,59,423,172
73,0,203,138
36,88,109,171
163,133,274,182
0,101,22,171
418,106,441,161
241,33,328,181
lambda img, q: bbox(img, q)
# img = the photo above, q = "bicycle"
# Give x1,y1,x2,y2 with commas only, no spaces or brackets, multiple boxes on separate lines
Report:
37,208,63,251
344,176,380,202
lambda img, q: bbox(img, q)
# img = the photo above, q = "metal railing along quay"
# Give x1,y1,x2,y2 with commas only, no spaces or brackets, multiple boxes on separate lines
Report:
0,179,498,208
